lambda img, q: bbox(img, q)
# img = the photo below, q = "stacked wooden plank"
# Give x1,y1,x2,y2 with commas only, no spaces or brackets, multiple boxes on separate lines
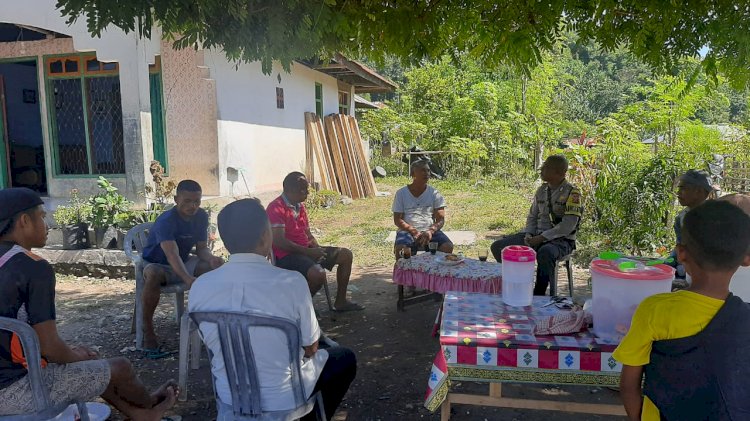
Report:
304,112,377,198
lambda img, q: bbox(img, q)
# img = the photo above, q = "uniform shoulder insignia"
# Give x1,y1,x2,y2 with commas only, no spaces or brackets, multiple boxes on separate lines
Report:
565,187,583,217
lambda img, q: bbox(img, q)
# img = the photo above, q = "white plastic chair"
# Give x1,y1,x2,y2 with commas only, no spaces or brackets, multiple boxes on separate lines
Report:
190,311,326,420
0,317,90,421
124,222,187,350
177,313,203,402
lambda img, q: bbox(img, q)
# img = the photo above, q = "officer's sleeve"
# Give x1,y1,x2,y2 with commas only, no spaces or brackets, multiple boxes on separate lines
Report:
541,188,582,240
523,194,538,235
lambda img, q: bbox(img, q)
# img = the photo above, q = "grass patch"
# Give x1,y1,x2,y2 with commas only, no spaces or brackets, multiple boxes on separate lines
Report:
307,176,535,267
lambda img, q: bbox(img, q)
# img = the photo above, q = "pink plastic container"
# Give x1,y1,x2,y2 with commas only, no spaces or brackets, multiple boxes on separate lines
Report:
590,259,674,341
501,246,536,306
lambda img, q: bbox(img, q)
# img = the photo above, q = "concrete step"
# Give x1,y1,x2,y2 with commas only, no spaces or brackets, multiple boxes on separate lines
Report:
33,247,133,278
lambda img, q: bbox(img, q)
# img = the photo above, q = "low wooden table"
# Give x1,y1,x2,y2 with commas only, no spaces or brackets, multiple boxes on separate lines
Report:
425,292,626,419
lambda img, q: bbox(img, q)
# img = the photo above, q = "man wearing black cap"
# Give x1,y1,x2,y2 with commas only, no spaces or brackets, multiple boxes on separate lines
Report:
0,188,178,418
670,169,715,278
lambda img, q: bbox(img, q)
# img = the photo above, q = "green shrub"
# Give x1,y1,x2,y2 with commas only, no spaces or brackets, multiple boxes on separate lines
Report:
306,189,340,209
52,189,92,226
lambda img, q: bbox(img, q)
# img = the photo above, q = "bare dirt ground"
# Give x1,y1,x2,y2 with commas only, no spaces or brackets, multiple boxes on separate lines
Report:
55,266,626,421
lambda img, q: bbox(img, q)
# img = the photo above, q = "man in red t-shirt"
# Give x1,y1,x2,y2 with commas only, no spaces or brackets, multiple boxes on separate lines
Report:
266,172,364,311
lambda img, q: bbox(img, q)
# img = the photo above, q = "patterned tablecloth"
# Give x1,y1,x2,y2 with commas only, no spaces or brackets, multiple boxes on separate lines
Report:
424,291,623,411
393,252,502,294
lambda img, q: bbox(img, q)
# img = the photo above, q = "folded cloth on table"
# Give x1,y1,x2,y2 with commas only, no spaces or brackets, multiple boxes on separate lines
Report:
534,307,592,335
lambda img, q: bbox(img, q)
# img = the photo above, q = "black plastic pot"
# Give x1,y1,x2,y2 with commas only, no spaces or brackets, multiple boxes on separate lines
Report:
90,226,109,249
61,223,90,250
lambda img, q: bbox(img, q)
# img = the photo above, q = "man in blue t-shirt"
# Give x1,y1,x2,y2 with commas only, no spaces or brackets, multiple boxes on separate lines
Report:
141,180,224,352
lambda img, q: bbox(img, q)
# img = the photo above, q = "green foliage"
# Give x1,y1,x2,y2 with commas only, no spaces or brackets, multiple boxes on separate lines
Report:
305,189,340,209
566,117,727,257
52,189,92,226
58,1,750,87
88,177,133,229
360,55,561,178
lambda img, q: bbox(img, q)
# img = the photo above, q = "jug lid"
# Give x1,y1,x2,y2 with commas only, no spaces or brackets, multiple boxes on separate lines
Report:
502,245,536,262
591,259,675,280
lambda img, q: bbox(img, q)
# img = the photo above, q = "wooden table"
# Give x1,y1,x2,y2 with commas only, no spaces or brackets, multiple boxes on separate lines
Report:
424,292,626,419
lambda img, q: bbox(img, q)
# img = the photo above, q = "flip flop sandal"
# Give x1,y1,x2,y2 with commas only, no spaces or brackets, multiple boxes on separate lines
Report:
333,302,365,312
143,346,176,360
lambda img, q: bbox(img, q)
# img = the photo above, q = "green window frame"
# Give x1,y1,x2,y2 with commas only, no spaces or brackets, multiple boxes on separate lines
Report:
44,52,126,177
149,58,168,172
315,83,323,117
338,90,350,115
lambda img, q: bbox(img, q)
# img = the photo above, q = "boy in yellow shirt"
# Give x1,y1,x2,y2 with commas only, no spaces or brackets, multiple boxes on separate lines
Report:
613,200,750,420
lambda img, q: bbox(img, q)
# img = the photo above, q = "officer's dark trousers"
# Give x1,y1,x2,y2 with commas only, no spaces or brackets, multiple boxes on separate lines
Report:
490,232,575,296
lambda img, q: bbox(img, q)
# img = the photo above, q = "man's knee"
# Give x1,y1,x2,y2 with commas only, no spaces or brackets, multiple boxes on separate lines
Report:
306,266,327,287
336,248,353,265
490,238,510,259
536,244,559,264
194,260,211,277
107,357,136,384
143,264,166,288
334,347,357,381
439,242,454,253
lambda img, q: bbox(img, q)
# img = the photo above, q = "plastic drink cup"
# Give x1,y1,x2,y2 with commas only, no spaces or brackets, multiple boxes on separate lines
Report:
429,241,438,255
478,249,488,262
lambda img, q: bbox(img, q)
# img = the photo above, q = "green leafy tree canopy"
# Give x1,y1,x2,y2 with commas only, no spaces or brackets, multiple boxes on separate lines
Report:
57,0,750,86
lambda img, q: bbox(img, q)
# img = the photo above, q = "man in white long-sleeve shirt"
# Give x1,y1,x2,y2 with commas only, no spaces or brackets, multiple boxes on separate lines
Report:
189,199,356,420
491,155,583,295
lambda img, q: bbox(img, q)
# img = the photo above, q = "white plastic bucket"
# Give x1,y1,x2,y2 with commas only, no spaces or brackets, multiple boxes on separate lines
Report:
590,259,674,341
502,245,536,307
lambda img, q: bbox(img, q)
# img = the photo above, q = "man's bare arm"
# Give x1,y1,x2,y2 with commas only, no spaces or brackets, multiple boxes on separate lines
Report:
34,320,95,363
429,208,446,232
393,213,419,236
620,364,645,421
302,341,319,358
271,227,323,259
160,240,195,286
306,228,320,248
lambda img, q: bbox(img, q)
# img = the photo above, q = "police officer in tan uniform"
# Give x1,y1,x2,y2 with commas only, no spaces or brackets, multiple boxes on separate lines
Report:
491,155,582,295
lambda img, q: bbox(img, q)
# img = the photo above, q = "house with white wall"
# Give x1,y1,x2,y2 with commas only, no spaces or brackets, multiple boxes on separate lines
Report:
0,0,396,205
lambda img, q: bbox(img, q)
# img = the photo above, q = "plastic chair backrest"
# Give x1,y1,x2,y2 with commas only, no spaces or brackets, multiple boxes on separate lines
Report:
123,222,154,261
190,311,308,417
0,317,89,421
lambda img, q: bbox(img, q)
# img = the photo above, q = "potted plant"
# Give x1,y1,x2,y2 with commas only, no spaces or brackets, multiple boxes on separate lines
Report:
114,210,132,250
88,177,133,248
53,189,92,250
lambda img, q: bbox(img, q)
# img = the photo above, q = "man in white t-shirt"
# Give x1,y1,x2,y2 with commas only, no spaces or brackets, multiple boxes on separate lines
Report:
392,160,454,259
188,199,356,419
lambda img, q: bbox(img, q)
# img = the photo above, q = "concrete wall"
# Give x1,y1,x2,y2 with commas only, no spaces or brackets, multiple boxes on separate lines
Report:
159,42,220,195
0,0,160,203
205,51,354,195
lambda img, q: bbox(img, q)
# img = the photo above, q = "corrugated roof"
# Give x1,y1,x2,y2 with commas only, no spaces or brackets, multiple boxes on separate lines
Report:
305,53,398,93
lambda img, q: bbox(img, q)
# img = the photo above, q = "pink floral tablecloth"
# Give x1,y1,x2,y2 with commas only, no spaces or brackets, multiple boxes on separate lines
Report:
393,251,502,294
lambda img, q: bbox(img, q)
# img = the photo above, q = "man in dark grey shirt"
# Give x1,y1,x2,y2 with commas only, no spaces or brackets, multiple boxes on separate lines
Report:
491,155,582,295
